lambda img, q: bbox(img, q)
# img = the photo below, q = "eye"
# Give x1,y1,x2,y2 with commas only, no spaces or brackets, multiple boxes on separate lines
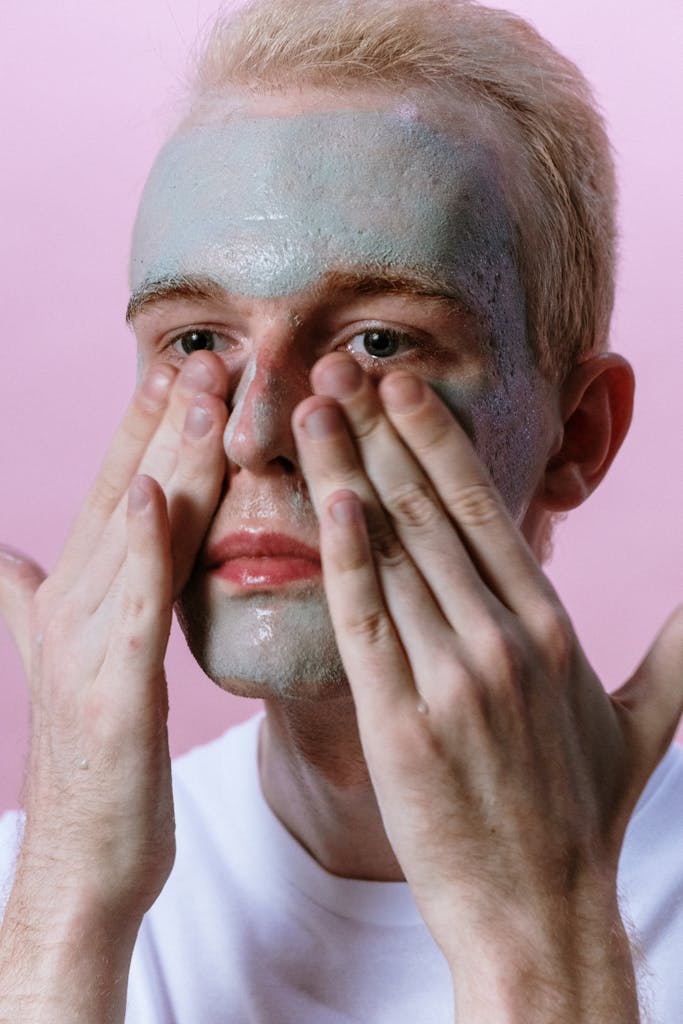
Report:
171,328,229,356
346,328,413,361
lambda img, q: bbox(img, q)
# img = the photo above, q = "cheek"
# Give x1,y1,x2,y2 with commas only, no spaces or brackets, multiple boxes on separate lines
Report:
136,349,147,385
429,373,549,521
135,344,166,384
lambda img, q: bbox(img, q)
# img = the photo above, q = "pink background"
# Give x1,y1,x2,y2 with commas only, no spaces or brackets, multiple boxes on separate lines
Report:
1,1,681,812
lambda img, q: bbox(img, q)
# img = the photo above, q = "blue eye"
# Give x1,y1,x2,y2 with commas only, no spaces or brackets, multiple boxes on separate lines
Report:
347,329,412,360
172,329,228,356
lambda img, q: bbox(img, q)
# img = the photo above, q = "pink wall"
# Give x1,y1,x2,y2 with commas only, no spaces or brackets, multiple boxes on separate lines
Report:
1,1,681,812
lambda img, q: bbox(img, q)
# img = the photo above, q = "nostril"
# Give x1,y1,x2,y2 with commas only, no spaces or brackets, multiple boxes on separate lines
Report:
274,454,298,475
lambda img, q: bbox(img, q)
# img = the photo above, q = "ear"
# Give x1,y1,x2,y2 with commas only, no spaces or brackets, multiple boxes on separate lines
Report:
540,353,635,512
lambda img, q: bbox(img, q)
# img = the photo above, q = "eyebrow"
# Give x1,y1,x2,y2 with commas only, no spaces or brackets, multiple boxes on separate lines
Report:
126,275,226,324
125,268,475,325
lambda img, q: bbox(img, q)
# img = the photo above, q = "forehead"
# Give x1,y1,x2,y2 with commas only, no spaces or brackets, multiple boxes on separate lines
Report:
130,108,519,319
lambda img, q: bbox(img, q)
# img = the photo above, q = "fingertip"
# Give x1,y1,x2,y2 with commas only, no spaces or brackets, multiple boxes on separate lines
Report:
291,394,336,434
179,350,230,397
379,372,426,413
128,474,157,514
311,352,364,400
139,364,176,410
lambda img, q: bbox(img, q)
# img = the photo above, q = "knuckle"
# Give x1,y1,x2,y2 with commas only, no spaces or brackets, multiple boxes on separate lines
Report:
366,519,405,567
335,542,370,575
175,455,207,488
368,528,405,569
353,410,384,443
142,440,178,481
534,601,574,674
445,482,500,528
120,591,148,622
386,480,441,531
439,664,487,721
90,475,123,516
475,622,523,689
344,608,394,648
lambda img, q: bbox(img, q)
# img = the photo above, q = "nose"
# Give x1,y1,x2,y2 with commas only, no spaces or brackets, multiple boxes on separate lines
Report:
223,341,310,473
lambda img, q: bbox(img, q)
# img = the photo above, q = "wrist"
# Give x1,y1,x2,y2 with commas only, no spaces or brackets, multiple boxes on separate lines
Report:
444,879,640,1024
0,865,141,1024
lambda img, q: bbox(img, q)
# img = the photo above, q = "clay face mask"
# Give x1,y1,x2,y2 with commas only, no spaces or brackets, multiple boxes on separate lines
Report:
130,109,524,354
135,109,549,698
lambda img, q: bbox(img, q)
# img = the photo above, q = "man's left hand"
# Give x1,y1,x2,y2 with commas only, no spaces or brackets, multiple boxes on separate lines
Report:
293,353,683,1023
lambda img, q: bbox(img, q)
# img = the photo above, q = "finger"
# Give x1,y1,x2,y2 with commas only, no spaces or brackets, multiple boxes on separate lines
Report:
55,354,227,600
613,604,683,784
79,387,228,612
52,364,176,587
165,393,229,592
310,354,502,632
105,475,174,689
379,370,559,619
294,394,458,700
0,546,46,673
138,353,229,472
319,489,415,723
66,354,228,612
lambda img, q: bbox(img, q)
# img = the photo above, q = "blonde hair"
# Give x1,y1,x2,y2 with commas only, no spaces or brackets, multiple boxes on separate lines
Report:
185,0,617,382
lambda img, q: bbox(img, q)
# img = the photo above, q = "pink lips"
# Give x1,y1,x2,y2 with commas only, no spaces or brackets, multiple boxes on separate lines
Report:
205,532,322,588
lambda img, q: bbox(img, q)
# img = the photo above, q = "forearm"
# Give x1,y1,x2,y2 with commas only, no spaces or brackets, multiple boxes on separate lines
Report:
448,890,640,1024
0,869,139,1024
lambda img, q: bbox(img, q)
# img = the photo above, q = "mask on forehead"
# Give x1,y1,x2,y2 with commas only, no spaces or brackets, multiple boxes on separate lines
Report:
132,109,547,522
130,110,522,341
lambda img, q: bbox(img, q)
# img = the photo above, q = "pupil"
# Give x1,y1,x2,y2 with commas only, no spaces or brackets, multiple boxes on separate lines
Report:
363,330,400,358
181,329,214,354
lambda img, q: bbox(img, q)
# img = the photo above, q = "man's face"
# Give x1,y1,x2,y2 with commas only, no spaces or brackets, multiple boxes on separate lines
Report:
130,88,555,699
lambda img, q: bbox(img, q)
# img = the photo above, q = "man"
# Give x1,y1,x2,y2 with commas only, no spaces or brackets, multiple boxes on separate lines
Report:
0,0,681,1021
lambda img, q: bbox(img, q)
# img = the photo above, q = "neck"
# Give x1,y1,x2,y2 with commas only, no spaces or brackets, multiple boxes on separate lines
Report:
259,694,404,881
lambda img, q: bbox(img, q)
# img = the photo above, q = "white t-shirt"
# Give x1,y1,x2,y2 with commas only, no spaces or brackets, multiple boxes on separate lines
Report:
1,714,682,1023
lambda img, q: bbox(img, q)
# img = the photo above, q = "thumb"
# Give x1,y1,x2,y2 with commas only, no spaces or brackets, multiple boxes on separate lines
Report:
612,604,683,785
0,545,46,676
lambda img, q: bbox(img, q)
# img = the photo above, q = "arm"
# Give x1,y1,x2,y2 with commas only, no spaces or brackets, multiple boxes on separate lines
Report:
0,352,229,1023
294,353,683,1023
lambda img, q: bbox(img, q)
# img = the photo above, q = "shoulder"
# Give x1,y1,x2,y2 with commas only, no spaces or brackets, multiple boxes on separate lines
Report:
622,741,683,868
619,743,683,1023
620,741,683,898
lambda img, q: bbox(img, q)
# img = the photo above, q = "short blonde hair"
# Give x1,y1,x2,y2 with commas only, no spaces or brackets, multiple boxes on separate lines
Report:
186,0,617,382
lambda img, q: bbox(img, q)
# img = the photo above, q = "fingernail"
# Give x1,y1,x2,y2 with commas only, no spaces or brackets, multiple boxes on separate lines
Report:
129,476,152,513
141,368,173,407
185,402,212,439
382,374,425,412
330,492,363,526
181,357,215,391
317,358,363,399
303,404,344,439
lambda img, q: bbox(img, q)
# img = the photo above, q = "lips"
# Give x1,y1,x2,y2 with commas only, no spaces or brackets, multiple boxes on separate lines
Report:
204,532,322,588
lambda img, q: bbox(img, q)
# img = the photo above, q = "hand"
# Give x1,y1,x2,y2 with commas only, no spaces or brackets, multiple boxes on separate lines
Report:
293,353,683,1020
0,351,228,930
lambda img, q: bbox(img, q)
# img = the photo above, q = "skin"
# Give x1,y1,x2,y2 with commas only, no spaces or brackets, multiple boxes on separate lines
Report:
132,102,552,697
0,83,682,1024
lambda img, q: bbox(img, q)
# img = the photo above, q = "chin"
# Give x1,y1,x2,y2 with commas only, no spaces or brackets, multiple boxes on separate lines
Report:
175,585,349,701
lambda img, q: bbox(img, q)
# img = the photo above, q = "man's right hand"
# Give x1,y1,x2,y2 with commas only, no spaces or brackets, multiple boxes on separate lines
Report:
0,352,229,1022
